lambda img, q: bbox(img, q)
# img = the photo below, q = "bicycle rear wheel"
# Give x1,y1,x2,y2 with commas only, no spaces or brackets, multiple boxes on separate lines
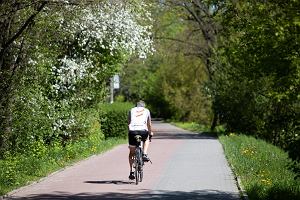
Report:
138,148,143,182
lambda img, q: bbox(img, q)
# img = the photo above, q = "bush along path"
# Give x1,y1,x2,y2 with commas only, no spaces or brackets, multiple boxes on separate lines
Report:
5,122,240,200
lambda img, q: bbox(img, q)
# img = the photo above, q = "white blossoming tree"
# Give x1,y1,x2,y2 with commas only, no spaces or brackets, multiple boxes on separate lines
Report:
0,0,154,152
48,1,154,138
52,1,153,100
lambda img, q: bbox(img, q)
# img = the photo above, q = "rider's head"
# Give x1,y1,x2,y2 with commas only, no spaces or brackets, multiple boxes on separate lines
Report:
136,100,145,107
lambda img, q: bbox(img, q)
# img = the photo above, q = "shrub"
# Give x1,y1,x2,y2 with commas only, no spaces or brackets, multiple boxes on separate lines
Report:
99,102,133,139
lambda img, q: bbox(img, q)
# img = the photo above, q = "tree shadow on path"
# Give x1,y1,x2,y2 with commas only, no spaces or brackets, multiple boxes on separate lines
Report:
152,121,217,140
153,131,217,140
8,189,240,200
85,180,133,185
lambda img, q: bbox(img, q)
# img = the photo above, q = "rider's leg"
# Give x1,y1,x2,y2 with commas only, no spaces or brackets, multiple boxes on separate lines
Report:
143,137,150,154
142,137,151,162
129,146,135,171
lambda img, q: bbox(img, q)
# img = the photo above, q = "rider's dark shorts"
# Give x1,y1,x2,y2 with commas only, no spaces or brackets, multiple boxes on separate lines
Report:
128,130,149,146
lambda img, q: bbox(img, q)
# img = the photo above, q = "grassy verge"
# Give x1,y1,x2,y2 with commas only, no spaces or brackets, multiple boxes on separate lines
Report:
219,134,300,200
0,136,126,196
173,122,300,200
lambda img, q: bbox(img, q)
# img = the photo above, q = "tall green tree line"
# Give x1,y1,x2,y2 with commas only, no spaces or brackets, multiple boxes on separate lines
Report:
210,0,299,173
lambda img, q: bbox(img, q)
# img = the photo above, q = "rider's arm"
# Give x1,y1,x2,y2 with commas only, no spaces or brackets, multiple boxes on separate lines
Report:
147,111,153,136
147,110,152,133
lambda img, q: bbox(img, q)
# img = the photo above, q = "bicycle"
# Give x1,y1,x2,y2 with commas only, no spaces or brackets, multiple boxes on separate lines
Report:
133,135,144,185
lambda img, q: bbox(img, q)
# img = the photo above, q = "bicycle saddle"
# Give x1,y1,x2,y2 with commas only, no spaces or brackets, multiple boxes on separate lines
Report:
134,135,142,141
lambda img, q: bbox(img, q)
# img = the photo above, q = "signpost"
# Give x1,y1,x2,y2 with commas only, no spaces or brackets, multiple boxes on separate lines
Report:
110,75,119,103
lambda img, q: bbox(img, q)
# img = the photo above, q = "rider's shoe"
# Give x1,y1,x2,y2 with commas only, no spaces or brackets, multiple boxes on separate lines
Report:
142,154,150,162
129,172,135,180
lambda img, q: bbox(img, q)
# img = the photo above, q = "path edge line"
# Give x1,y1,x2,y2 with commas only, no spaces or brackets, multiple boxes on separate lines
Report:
220,140,249,200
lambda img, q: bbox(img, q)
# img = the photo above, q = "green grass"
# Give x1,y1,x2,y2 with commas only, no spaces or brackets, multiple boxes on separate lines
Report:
172,122,300,200
0,136,126,196
219,134,300,200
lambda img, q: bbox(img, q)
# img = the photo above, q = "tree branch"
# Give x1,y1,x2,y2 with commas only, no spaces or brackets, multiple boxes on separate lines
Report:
0,2,37,18
0,2,47,62
154,36,201,48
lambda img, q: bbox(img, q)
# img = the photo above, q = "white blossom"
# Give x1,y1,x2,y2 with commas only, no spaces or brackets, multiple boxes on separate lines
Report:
52,0,154,95
65,1,154,58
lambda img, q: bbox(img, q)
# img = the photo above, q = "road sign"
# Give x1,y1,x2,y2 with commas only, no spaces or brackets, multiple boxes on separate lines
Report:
113,75,119,89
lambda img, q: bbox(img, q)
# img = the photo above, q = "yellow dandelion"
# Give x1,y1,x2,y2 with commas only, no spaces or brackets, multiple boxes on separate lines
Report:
229,132,236,137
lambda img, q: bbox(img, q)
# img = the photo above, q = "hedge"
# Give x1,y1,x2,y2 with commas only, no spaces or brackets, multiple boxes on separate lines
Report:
99,102,133,139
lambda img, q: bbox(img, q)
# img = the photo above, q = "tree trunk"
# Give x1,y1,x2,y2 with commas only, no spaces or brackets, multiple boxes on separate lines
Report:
0,1,47,156
210,110,218,132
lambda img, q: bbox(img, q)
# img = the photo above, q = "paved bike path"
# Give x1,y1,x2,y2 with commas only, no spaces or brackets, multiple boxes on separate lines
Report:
6,122,240,199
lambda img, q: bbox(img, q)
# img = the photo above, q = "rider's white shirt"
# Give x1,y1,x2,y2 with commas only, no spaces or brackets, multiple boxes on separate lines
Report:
129,107,151,131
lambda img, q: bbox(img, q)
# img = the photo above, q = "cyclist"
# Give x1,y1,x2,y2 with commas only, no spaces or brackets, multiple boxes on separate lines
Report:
128,100,153,180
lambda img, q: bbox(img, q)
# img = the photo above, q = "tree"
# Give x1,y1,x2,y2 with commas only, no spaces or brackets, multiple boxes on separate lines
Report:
157,0,221,127
0,0,154,155
0,0,49,153
120,2,213,123
210,0,299,171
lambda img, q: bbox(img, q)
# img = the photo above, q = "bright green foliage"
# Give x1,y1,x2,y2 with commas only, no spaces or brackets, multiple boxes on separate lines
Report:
159,52,212,122
219,134,300,200
120,54,175,119
99,103,133,139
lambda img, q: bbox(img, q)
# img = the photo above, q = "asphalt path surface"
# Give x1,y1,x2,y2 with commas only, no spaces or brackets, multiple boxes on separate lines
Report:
6,121,240,200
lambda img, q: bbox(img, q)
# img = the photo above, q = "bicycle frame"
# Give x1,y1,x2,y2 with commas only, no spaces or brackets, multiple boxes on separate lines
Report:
134,135,144,185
